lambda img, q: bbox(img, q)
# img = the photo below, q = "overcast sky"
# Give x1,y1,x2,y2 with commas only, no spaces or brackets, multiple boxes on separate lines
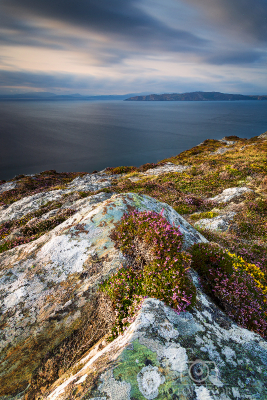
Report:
0,0,267,95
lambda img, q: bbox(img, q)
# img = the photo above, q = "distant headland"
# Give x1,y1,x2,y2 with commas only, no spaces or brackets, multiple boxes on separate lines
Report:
125,91,267,101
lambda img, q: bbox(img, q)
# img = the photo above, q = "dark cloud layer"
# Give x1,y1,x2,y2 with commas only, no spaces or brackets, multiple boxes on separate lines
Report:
0,0,266,94
180,0,267,43
0,0,205,52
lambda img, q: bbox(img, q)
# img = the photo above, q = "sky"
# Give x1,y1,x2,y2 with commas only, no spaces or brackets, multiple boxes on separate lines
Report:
0,0,267,95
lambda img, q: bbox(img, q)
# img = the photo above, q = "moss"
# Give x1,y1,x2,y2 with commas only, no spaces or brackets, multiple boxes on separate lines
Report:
190,211,220,221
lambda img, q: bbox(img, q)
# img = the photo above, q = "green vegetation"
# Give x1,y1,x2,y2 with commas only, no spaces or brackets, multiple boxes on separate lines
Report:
190,243,267,338
100,209,196,339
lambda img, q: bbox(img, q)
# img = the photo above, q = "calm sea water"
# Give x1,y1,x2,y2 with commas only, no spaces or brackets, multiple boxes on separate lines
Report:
0,100,267,181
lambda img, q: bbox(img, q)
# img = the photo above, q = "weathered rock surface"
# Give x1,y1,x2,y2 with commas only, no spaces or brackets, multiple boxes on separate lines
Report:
143,162,190,176
194,212,236,232
209,187,252,203
0,193,206,398
45,274,267,400
210,147,233,155
0,171,118,224
257,131,267,139
128,163,190,182
0,181,17,194
66,171,119,192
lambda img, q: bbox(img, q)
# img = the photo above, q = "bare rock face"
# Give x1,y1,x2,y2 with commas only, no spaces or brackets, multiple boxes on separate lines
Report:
0,193,206,398
0,181,17,194
194,212,236,232
258,131,267,139
0,171,119,224
45,274,267,400
143,163,190,176
209,187,252,203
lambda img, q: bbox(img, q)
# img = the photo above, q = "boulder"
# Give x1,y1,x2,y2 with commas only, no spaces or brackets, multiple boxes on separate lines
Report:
0,193,207,398
209,187,252,203
45,272,267,400
194,212,236,232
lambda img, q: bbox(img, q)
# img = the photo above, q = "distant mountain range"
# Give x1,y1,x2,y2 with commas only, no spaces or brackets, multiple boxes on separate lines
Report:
0,92,150,101
125,91,267,101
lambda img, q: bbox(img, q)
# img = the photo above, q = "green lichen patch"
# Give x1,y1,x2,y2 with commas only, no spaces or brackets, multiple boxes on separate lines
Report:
114,340,159,399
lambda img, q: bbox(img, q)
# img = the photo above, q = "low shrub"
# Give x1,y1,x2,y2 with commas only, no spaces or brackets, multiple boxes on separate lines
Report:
190,211,219,221
190,243,267,338
105,166,137,175
101,210,196,339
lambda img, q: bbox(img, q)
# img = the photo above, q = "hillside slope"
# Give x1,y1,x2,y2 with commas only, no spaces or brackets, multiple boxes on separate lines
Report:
0,132,266,399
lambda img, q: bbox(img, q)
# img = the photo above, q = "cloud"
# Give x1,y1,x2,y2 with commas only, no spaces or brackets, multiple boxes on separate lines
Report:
179,0,267,43
0,0,266,94
206,50,265,65
0,0,206,53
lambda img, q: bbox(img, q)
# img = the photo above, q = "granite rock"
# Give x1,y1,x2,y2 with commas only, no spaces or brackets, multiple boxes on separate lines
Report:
0,193,206,398
45,276,267,400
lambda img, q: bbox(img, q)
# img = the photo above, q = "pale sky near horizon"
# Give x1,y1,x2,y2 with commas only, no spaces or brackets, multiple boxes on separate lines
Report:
0,0,267,95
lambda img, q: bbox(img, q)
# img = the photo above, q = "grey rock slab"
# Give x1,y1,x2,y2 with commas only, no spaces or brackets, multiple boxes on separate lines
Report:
143,163,190,176
128,163,190,182
210,147,233,155
0,192,207,397
258,132,267,139
66,171,119,192
0,189,67,224
209,187,252,203
46,290,267,400
194,212,236,232
0,172,117,224
0,181,17,194
219,139,236,145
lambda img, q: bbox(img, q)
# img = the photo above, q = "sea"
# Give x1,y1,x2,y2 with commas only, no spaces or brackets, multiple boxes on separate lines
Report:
0,100,267,181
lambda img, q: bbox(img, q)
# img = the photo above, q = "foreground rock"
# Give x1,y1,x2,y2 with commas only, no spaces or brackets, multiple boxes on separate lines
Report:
46,275,267,400
0,193,206,398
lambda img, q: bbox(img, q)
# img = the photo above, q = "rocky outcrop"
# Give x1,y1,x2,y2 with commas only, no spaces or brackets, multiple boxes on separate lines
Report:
257,131,267,139
0,181,17,194
0,171,118,225
209,187,252,203
194,211,236,232
143,163,190,176
0,193,206,398
45,272,267,400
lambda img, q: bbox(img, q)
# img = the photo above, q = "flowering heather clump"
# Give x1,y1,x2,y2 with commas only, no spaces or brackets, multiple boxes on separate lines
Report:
190,243,267,338
101,210,196,339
